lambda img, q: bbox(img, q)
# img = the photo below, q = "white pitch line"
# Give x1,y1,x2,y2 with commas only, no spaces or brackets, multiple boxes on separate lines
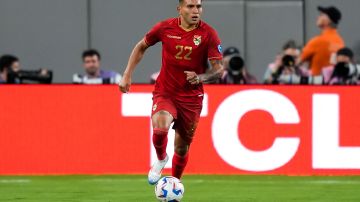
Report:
87,178,147,182
0,179,31,184
184,179,360,185
84,178,360,185
308,180,360,185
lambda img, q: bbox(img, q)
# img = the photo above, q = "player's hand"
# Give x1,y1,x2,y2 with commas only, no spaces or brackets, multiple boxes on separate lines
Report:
119,75,132,93
184,71,201,85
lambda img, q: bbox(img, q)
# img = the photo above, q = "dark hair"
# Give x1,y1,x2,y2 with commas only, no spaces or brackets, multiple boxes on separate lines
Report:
337,47,354,60
82,49,101,60
0,55,19,72
179,0,202,4
282,40,299,51
223,47,240,57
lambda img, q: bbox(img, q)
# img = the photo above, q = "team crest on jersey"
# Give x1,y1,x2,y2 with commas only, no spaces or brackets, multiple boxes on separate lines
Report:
193,35,202,46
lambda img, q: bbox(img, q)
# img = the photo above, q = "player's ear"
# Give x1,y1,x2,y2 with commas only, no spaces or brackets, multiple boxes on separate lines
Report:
177,6,181,15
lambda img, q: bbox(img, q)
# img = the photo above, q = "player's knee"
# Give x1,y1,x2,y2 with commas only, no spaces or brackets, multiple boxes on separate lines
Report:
175,146,189,157
152,111,173,130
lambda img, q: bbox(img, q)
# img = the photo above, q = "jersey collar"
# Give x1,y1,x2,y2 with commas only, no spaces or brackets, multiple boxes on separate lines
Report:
177,17,201,32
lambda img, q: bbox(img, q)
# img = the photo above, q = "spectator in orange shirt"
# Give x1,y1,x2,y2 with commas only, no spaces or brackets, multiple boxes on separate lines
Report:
301,6,345,76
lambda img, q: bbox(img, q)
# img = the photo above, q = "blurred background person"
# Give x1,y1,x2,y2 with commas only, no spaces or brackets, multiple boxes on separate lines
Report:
223,47,240,61
263,40,305,84
0,54,52,84
270,55,307,84
0,55,18,83
73,49,121,84
0,60,8,83
353,42,360,64
300,6,345,77
220,47,257,84
322,47,360,85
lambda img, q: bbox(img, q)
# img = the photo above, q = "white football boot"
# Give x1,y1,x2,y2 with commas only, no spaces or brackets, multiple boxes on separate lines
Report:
148,154,169,185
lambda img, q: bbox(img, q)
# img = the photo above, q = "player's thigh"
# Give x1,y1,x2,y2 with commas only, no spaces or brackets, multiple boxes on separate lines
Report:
174,103,202,145
151,95,177,129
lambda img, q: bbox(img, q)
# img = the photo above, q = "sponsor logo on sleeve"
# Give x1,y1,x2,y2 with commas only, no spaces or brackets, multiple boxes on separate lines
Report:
218,45,223,53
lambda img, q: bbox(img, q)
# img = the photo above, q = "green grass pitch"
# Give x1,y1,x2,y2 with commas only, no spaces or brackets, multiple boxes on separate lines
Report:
1,175,360,202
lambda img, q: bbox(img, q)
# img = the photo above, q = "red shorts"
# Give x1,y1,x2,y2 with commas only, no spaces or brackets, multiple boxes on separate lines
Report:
151,93,203,144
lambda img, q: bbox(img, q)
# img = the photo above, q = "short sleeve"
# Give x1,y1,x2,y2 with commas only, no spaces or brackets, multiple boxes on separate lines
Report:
144,22,163,46
207,29,223,60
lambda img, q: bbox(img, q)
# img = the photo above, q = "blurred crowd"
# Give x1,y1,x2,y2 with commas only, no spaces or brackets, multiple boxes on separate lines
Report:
1,6,359,85
0,49,121,85
217,6,359,85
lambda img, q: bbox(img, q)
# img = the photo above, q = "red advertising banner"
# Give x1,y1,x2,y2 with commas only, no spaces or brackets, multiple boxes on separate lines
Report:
0,85,360,175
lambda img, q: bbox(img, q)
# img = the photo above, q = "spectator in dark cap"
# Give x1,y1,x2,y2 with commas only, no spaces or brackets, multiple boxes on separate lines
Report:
322,47,360,85
317,6,342,25
300,6,345,78
220,47,257,84
223,47,240,57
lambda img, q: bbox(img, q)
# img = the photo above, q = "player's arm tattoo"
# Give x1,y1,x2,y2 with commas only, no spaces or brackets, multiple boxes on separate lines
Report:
198,59,224,84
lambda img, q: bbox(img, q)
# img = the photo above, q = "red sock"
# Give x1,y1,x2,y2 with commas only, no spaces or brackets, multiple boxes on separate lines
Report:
153,129,168,161
172,153,189,179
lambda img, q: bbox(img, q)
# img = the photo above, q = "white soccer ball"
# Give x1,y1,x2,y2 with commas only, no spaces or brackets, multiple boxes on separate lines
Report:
155,176,184,202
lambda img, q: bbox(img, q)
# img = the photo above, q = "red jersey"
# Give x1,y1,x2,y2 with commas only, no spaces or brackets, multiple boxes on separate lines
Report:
144,18,223,98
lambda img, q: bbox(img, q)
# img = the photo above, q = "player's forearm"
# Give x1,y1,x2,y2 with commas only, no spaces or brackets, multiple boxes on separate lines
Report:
199,69,223,84
199,60,224,84
123,40,148,77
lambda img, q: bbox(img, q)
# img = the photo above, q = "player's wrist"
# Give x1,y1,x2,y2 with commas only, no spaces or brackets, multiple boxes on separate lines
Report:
123,71,132,79
198,75,204,84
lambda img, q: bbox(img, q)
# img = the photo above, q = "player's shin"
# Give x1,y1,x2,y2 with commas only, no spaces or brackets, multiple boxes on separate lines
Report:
153,128,169,161
172,152,189,179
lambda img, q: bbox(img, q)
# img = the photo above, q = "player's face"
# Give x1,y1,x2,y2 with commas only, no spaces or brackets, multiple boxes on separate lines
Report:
317,13,331,28
178,0,203,26
83,55,100,76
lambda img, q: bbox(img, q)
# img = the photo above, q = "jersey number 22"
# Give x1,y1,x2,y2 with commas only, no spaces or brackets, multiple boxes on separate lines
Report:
175,45,192,60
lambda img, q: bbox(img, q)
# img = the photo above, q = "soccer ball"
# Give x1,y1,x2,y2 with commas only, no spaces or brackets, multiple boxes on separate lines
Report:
155,176,184,202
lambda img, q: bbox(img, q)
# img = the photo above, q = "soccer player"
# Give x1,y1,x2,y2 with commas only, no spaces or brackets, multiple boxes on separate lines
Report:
119,0,224,185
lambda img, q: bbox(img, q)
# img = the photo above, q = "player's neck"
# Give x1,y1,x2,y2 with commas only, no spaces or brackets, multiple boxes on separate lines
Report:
178,17,198,32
